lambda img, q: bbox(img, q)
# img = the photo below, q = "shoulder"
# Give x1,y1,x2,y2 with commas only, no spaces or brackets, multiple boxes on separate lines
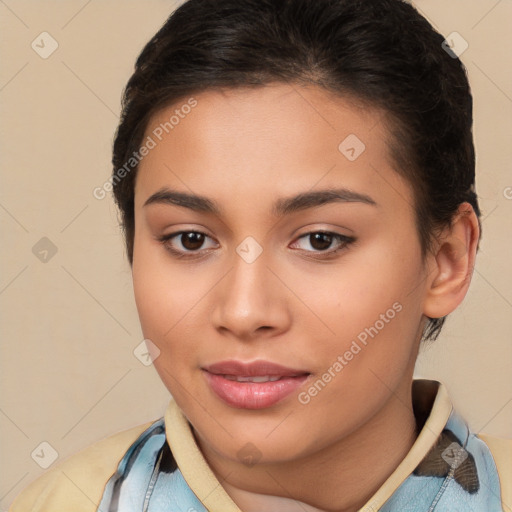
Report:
9,420,157,512
477,433,512,512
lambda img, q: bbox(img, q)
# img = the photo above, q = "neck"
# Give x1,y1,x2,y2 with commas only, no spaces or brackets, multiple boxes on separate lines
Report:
196,378,418,512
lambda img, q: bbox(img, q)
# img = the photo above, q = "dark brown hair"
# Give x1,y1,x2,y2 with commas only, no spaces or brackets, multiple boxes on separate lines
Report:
111,0,481,341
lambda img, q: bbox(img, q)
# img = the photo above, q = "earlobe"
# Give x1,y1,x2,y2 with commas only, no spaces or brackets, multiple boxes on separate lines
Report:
423,203,480,319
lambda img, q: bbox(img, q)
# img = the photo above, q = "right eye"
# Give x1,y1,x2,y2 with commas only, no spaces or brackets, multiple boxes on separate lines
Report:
158,231,218,258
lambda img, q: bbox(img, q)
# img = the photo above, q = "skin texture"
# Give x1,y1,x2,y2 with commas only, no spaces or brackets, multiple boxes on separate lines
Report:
131,83,479,512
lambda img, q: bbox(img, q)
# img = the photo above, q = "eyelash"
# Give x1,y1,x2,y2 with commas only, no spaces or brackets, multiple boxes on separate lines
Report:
157,230,356,260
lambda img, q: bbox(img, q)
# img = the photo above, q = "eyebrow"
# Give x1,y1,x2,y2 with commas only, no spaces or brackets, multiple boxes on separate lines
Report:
143,187,377,216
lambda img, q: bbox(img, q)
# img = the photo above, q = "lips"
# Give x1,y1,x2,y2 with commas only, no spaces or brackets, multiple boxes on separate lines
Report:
223,375,282,382
202,360,310,409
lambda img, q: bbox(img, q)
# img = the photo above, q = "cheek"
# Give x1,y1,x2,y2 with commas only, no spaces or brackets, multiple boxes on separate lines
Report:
132,239,183,350
132,260,201,399
132,232,191,333
288,263,422,444
289,233,425,388
131,238,215,382
298,239,422,337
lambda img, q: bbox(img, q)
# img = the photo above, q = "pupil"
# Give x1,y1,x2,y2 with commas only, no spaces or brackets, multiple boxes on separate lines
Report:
311,233,332,250
182,232,204,250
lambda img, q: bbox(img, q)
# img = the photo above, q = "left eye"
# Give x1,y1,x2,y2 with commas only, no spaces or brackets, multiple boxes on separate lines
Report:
291,232,354,255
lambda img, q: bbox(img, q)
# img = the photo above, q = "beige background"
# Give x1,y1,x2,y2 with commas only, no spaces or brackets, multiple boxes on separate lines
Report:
1,0,511,508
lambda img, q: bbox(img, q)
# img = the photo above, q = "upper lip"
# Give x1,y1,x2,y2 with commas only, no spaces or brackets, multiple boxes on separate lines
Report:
203,360,309,377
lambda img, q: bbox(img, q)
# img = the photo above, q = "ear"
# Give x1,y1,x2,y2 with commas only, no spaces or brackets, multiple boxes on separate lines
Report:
422,203,480,319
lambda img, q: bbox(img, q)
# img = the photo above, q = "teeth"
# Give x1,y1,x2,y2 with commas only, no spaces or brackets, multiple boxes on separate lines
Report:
223,375,282,383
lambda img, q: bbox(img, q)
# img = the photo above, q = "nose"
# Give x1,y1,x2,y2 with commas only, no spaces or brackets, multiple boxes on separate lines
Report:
210,246,292,342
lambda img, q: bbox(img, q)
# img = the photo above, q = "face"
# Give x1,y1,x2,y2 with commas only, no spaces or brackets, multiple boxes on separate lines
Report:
132,83,428,465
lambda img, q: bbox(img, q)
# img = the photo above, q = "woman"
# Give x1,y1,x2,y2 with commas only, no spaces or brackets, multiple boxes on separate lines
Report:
10,0,511,510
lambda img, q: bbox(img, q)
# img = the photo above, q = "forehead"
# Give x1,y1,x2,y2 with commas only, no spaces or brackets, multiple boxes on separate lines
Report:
134,84,413,216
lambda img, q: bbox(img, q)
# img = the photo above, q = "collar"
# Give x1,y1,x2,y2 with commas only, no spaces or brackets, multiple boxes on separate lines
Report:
98,378,502,511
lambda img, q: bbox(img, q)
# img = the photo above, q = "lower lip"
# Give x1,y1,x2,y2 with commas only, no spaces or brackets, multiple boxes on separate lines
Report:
203,371,309,409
